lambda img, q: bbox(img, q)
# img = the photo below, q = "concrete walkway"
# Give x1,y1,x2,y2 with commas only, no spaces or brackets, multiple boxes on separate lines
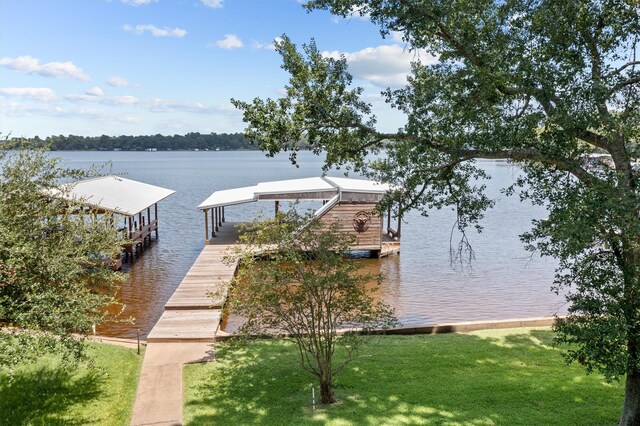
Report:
130,342,214,426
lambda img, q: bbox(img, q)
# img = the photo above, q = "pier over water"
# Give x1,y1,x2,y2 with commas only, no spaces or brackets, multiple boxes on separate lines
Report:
146,223,241,342
146,176,401,342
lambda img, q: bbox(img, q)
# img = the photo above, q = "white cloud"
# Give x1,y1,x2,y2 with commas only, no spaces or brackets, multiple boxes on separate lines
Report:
105,95,139,105
350,5,370,20
66,91,139,105
146,98,236,114
85,86,104,97
252,36,282,51
390,31,404,43
0,55,90,81
333,5,369,21
252,41,274,50
123,24,187,38
323,44,437,88
121,116,141,124
61,92,224,113
0,87,56,102
107,76,135,87
201,0,223,8
121,0,156,5
1,102,112,120
213,34,243,49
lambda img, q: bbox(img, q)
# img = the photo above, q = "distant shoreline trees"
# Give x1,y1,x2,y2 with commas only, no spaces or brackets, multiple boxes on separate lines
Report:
14,132,301,152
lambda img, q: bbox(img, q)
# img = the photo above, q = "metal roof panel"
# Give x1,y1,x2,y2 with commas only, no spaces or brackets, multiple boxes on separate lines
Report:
57,175,175,216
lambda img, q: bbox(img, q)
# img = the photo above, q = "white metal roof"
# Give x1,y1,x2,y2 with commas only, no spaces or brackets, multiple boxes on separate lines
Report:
254,177,335,195
55,175,175,216
197,185,259,209
323,176,390,193
197,176,390,210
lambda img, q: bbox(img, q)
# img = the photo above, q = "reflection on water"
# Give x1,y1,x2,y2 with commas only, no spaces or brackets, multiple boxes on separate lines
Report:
57,151,565,338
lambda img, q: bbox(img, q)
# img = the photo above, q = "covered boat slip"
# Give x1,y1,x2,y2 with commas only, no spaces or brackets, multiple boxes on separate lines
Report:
53,175,175,262
197,176,402,256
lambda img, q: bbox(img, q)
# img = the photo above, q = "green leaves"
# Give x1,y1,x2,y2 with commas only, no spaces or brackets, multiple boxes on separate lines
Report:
232,35,376,171
0,143,125,370
225,211,396,403
233,0,640,414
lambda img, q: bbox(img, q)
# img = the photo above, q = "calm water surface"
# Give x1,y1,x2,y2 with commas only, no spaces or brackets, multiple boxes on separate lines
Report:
57,151,566,338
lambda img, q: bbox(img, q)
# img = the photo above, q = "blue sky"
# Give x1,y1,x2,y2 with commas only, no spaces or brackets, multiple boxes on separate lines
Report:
0,0,432,137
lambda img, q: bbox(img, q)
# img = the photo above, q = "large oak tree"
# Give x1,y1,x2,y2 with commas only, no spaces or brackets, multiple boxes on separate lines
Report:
231,1,640,424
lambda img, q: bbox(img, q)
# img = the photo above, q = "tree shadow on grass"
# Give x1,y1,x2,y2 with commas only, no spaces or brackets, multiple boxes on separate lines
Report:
0,364,105,425
184,330,623,425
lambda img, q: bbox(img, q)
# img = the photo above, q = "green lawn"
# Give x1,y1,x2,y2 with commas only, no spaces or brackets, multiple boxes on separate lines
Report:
0,342,143,425
184,328,624,425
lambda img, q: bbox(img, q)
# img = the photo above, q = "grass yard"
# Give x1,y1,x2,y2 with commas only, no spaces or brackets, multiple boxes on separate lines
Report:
0,342,143,425
184,328,624,425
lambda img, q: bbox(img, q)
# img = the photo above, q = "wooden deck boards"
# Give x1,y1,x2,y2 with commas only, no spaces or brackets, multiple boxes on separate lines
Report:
147,224,242,342
147,221,401,343
146,310,222,342
163,244,238,311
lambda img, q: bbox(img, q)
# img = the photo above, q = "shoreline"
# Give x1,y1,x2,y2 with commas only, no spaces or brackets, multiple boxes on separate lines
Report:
212,316,560,341
93,316,559,346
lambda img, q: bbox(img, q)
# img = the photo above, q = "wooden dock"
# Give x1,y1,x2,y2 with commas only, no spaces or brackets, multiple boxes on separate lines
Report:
146,220,401,343
146,223,242,342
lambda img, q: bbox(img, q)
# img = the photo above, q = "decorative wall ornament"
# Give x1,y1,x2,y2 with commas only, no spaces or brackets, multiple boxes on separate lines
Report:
352,211,371,233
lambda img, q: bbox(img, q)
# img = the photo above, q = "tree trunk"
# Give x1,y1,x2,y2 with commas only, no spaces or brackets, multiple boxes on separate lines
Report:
320,373,336,404
620,372,640,425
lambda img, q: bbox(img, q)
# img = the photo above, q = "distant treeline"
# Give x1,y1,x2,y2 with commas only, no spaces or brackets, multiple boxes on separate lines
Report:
20,132,266,151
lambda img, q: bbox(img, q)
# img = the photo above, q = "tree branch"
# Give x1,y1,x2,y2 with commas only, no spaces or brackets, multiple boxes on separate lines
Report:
605,61,640,78
612,75,640,93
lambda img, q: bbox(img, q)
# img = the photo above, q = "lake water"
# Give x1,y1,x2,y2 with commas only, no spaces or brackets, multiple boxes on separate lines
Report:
56,151,566,338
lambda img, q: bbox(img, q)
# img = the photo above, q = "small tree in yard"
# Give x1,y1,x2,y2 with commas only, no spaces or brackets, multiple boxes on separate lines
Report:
0,142,126,370
225,211,397,404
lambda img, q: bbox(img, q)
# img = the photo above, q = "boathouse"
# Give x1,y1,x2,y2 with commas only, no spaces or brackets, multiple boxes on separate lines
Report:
53,175,175,262
197,176,401,256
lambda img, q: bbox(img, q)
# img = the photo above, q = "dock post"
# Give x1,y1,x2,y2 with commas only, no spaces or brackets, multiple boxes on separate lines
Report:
141,215,146,247
128,216,133,261
211,207,216,237
147,207,151,242
154,203,159,239
204,209,210,244
138,212,143,251
222,206,225,223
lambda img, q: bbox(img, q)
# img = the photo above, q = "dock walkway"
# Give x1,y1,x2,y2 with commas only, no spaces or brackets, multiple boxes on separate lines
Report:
144,245,233,342
132,220,401,425
146,222,242,342
132,223,241,425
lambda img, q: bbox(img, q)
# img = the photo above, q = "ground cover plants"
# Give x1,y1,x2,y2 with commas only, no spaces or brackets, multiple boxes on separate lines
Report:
0,342,143,425
184,328,623,425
